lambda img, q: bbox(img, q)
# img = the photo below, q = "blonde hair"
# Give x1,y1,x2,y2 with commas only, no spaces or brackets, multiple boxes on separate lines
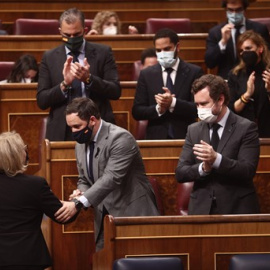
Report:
0,131,27,176
233,30,270,75
91,11,121,34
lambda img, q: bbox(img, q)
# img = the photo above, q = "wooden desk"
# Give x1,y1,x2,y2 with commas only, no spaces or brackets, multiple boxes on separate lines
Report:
93,214,270,270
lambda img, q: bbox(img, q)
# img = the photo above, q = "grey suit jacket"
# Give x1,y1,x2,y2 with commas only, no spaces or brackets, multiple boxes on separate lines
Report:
132,59,203,139
37,41,121,141
75,121,159,241
175,110,260,214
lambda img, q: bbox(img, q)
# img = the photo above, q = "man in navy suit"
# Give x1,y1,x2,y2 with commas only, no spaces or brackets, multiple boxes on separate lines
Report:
37,8,121,141
175,74,260,215
205,0,270,79
132,28,203,139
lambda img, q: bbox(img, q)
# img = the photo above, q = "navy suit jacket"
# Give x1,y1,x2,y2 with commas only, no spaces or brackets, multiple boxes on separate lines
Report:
132,60,203,139
205,19,270,79
175,110,260,215
37,41,121,141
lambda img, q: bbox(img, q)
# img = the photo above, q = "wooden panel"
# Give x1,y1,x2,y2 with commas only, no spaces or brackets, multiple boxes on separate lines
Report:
92,214,270,270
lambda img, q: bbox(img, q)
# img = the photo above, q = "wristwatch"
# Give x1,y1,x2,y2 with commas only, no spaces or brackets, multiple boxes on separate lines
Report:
61,80,71,92
72,198,84,211
85,74,92,85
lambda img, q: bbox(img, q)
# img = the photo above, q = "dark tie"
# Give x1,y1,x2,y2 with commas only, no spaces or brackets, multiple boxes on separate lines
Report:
211,123,221,151
88,141,95,181
165,67,174,93
234,25,242,58
68,51,82,101
165,67,174,138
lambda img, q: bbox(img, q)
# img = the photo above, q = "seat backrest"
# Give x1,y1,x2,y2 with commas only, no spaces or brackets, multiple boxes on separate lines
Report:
229,254,270,270
132,60,143,81
250,17,270,32
145,18,192,34
177,182,194,215
148,177,164,215
85,19,94,31
113,257,183,270
0,61,15,81
14,18,60,35
135,120,148,140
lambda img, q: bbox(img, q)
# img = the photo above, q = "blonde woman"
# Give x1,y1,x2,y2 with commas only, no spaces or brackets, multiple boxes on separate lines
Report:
0,131,78,270
87,10,138,35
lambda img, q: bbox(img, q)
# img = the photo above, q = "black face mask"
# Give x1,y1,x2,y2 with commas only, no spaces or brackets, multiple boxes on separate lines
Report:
241,51,258,68
63,35,84,52
72,124,93,144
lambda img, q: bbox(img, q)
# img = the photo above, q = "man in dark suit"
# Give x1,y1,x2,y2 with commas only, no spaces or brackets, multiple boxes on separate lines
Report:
37,8,121,141
205,0,270,79
175,74,260,215
65,97,159,250
132,28,203,140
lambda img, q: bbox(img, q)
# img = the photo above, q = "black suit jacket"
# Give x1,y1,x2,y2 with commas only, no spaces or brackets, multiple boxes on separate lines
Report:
132,60,203,139
205,19,270,79
0,173,64,268
37,41,121,141
175,111,260,214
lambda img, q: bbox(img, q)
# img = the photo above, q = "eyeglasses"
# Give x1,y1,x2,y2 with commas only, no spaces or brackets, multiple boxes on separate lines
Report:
226,7,244,13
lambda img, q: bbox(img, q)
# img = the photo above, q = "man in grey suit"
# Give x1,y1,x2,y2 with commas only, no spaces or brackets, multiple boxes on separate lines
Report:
175,74,260,215
37,8,121,141
65,97,159,250
132,28,203,139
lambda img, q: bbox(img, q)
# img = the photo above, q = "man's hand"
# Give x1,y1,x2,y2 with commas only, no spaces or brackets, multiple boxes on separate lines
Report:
62,56,75,85
55,201,78,223
69,189,83,200
70,58,91,83
155,87,175,114
193,140,218,171
220,23,234,46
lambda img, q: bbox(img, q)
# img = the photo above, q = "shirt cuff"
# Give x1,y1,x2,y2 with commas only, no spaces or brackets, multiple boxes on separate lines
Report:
199,163,211,176
156,104,165,116
212,153,222,169
169,97,176,112
79,195,91,208
219,40,226,52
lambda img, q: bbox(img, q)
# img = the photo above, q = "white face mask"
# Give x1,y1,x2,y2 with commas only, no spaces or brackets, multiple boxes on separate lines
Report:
156,48,177,68
197,104,218,123
103,26,117,35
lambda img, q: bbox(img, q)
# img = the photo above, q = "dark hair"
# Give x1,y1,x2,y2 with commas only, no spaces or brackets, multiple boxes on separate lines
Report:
221,0,249,9
7,54,38,83
153,28,179,45
66,97,101,120
141,48,157,65
59,7,85,28
191,74,230,105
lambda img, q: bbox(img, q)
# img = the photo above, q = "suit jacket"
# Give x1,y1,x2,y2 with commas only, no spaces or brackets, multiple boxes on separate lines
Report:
175,110,260,215
75,121,159,243
132,60,203,139
0,173,63,268
205,19,270,79
37,41,121,141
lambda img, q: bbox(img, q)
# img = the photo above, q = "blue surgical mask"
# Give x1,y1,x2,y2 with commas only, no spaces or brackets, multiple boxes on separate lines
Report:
72,124,93,144
226,11,244,26
156,48,177,68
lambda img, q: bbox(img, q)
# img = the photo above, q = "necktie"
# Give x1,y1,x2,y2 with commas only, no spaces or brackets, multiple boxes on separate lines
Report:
165,67,174,93
234,25,242,58
68,51,82,101
88,141,95,181
211,123,221,151
165,67,174,138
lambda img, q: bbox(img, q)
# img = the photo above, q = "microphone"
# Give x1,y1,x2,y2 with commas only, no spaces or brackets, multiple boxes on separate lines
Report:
95,147,100,158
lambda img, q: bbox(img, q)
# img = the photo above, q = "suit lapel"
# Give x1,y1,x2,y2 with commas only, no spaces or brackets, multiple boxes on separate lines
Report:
174,60,189,96
218,112,237,152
